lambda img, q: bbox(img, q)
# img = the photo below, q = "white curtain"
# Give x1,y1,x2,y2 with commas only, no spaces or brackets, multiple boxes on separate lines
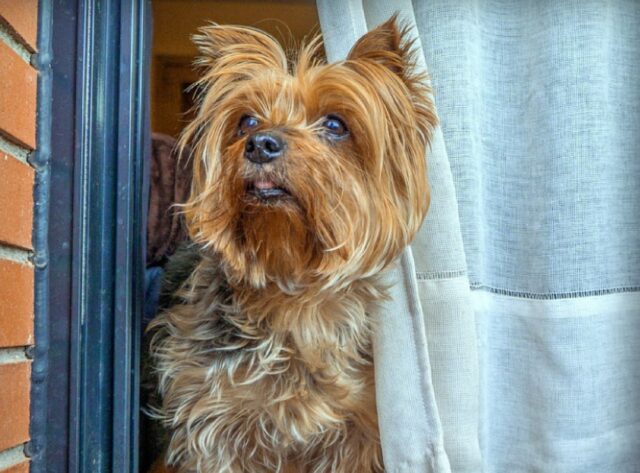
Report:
317,1,640,472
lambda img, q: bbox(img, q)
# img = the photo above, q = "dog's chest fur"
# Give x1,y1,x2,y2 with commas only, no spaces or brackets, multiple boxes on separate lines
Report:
151,247,385,472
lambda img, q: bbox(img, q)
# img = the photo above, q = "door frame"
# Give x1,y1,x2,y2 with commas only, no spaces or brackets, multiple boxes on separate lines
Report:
30,1,151,472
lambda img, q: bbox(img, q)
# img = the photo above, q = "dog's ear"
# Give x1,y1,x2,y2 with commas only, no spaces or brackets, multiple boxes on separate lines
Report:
346,14,437,141
346,14,420,87
193,24,287,74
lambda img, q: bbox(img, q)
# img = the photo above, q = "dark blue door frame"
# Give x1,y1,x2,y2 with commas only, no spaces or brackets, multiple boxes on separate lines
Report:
30,1,151,472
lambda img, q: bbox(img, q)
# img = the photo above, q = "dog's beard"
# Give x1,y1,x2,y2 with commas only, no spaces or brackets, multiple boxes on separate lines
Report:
239,198,315,290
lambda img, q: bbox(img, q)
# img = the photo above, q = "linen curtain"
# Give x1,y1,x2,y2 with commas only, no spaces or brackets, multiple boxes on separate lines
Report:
316,1,640,472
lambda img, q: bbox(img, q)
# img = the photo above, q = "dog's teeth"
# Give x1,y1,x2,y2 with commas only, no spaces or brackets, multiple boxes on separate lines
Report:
254,179,276,190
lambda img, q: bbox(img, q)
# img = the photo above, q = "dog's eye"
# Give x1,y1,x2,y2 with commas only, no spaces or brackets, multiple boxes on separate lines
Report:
321,115,349,138
238,115,259,136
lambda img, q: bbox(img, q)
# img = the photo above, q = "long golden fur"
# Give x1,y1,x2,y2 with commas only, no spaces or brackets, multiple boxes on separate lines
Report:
149,15,436,473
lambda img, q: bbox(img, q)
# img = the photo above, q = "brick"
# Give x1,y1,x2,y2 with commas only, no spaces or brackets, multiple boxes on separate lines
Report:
0,0,38,51
0,461,29,473
0,41,36,149
0,362,30,451
0,154,34,249
0,260,33,348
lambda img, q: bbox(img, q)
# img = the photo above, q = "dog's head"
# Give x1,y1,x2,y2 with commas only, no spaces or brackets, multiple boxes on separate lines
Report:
181,16,436,289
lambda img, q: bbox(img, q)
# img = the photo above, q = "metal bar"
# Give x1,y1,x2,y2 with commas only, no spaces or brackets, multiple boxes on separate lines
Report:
43,1,80,468
71,1,118,470
112,1,150,472
28,0,53,470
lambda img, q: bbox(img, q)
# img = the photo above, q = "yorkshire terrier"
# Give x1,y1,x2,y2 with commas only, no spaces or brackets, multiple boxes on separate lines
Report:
149,15,436,473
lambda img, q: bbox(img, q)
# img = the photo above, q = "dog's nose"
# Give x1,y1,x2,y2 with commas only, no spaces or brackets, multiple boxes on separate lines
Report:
244,132,284,164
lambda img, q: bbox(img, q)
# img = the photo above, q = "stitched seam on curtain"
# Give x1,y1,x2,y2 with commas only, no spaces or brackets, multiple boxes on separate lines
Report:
469,284,640,300
414,273,640,299
415,269,468,280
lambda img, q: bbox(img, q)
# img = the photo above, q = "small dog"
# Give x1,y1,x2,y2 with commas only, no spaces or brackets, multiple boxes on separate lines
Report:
149,15,436,473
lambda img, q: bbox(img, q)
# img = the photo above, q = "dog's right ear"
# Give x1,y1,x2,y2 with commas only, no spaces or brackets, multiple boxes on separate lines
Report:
193,24,287,74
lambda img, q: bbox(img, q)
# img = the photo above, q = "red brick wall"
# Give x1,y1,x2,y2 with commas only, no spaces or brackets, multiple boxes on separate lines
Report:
0,1,38,472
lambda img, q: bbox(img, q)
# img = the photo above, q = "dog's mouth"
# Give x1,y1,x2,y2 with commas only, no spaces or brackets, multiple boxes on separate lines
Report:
245,178,291,201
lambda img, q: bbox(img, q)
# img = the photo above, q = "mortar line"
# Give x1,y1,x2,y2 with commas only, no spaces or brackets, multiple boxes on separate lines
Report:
0,134,31,164
0,444,27,470
0,244,33,265
0,21,32,63
0,347,28,365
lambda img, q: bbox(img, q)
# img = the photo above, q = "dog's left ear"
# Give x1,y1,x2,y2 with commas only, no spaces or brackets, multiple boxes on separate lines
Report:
346,14,419,85
347,15,437,143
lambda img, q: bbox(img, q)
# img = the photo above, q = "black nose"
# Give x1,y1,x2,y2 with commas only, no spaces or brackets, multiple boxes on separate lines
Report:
244,132,285,164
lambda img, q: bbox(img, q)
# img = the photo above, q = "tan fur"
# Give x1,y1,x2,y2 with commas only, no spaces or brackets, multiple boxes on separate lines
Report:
149,15,436,473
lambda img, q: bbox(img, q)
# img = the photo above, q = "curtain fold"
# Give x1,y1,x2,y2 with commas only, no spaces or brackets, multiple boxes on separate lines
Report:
318,1,640,472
